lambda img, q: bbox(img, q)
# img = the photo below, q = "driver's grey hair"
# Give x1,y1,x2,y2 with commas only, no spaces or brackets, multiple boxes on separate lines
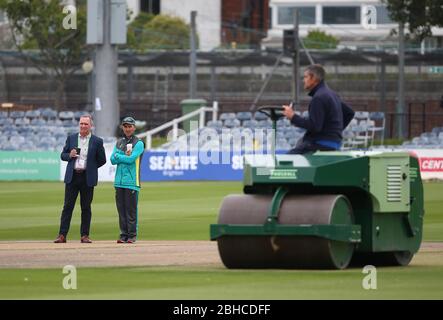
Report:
305,64,326,82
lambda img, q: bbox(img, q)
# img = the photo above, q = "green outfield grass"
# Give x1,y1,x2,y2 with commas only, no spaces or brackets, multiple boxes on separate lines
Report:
0,181,241,241
0,181,442,300
1,264,443,300
0,181,442,241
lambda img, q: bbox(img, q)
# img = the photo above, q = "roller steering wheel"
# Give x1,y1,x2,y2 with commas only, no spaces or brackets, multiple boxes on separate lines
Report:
256,106,286,122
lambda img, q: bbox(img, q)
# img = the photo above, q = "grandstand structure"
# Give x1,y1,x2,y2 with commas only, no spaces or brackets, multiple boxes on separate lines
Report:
0,107,115,152
153,107,391,153
1,49,442,135
1,103,442,153
401,128,443,149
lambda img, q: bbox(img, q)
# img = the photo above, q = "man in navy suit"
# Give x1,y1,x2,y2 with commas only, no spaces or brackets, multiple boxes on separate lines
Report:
54,114,107,243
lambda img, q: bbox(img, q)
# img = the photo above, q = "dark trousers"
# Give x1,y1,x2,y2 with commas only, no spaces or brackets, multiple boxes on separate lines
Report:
115,187,139,240
288,140,336,155
58,171,94,237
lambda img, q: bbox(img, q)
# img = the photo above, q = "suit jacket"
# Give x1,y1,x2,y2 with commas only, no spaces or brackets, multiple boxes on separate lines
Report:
61,133,107,187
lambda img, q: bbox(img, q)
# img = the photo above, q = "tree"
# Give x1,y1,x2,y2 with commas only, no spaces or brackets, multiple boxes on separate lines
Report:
127,14,196,51
126,12,155,50
0,0,87,110
382,0,443,138
382,0,443,41
303,30,339,49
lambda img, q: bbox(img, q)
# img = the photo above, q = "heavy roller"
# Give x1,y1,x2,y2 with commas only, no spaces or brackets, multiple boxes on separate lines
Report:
210,106,424,269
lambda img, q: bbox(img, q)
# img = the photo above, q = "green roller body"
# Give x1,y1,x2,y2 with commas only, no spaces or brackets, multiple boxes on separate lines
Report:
210,151,424,269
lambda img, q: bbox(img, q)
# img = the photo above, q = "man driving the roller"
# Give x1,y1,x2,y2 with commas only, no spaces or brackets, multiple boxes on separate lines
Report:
282,64,355,154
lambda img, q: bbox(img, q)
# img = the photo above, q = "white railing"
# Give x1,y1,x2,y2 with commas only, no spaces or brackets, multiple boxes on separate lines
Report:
137,101,219,150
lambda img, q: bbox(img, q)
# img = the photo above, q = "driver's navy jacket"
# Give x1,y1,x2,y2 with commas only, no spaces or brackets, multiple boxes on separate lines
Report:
290,81,355,144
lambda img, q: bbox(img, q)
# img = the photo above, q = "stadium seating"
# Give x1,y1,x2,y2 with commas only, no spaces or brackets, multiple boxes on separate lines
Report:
11,105,443,153
157,110,390,153
0,107,104,152
41,108,58,119
158,111,305,152
401,127,443,149
369,112,386,145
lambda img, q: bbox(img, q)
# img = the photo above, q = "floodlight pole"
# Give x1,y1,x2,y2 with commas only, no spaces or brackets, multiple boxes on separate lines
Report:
189,11,197,99
397,22,406,139
94,0,119,138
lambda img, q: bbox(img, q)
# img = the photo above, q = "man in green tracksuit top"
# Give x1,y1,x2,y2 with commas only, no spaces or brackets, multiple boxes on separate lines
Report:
110,117,144,243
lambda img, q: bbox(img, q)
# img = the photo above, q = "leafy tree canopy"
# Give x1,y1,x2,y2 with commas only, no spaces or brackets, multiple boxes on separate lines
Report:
0,0,87,109
127,14,196,51
303,30,339,50
382,0,443,41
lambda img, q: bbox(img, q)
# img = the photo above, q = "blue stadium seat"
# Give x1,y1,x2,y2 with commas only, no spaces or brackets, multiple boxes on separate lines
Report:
41,108,58,119
253,111,268,121
257,120,272,129
9,111,25,119
219,113,236,121
276,131,285,140
9,135,26,145
369,112,385,121
62,119,76,127
25,110,41,119
3,127,18,135
412,137,425,145
431,127,443,135
20,141,36,151
14,118,30,126
53,132,66,140
236,112,252,121
276,138,291,151
421,132,437,139
74,111,88,121
369,112,386,145
284,129,299,140
206,120,223,129
1,143,19,151
277,118,291,127
59,111,74,120
354,111,369,121
30,118,47,126
0,118,14,126
243,120,258,129
46,118,63,126
18,127,33,135
223,119,241,128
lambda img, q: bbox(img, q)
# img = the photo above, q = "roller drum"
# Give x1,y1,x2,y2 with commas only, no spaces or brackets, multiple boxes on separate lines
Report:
217,194,355,269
